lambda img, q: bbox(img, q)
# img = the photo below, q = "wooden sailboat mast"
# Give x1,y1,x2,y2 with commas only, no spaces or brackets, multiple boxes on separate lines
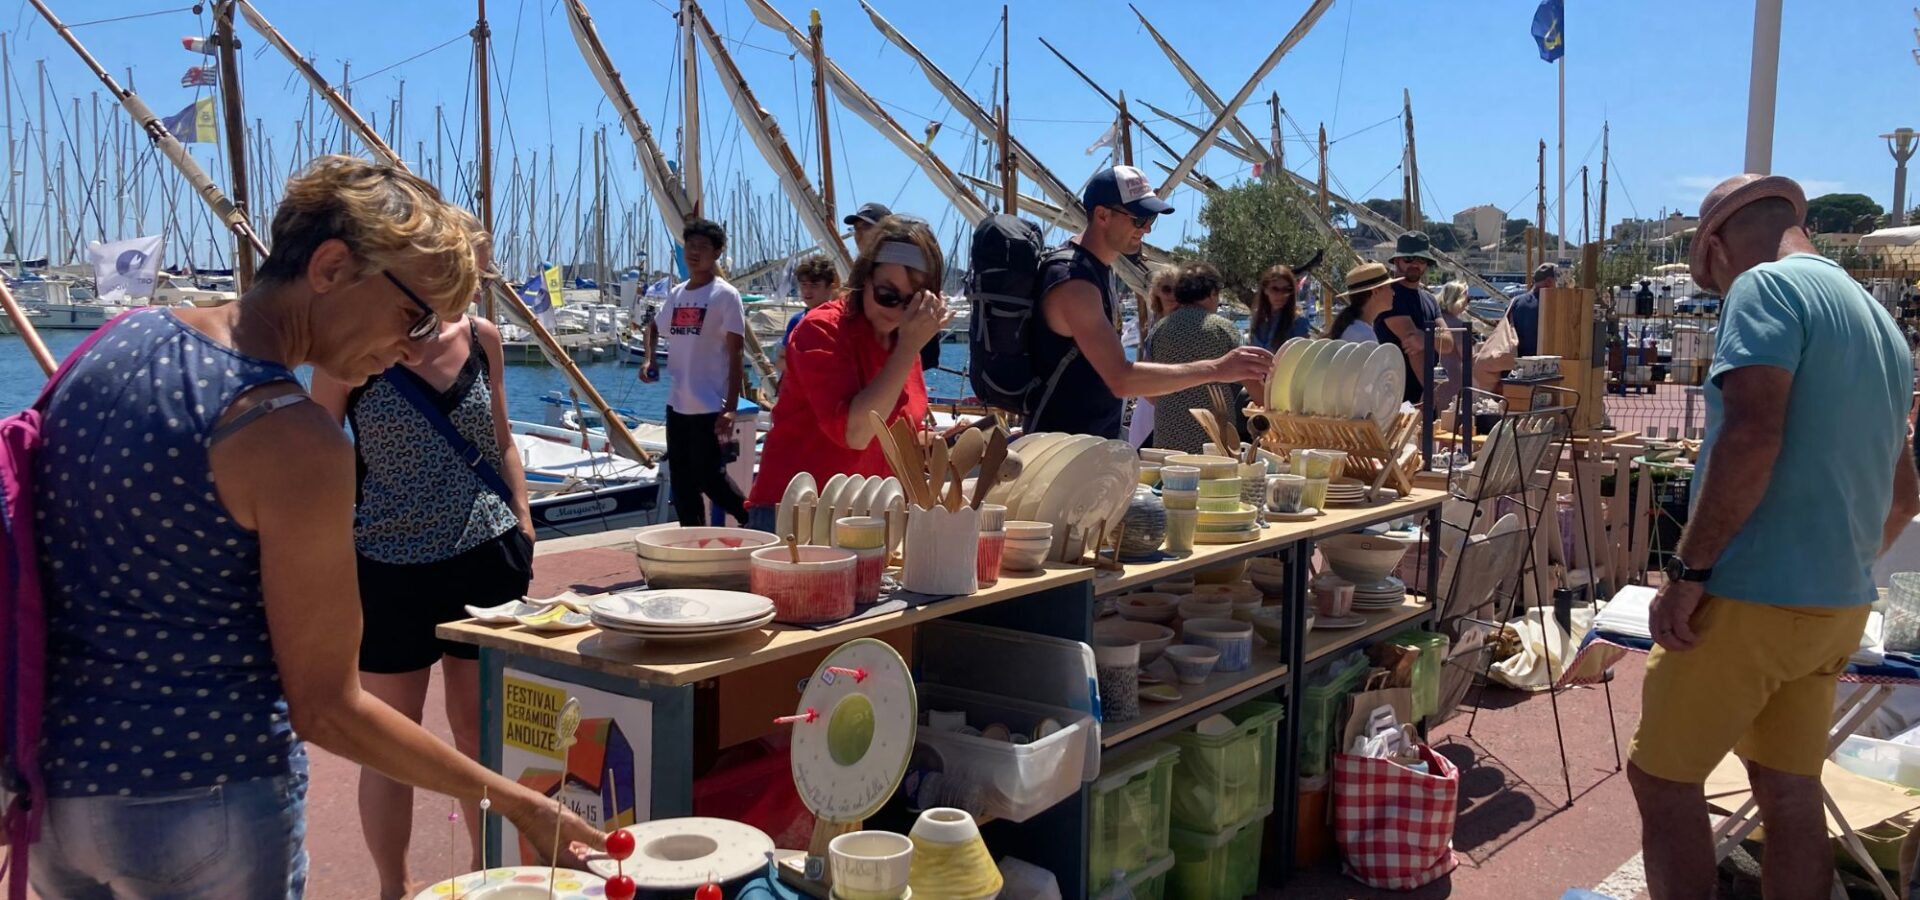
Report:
1401,89,1418,230
681,0,703,218
998,6,1015,216
3,32,16,276
1597,122,1610,248
213,0,255,290
1117,91,1133,167
808,10,834,227
473,0,497,317
1317,122,1329,220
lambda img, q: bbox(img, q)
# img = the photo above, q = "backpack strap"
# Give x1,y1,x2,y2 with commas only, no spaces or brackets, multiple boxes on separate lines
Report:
1025,247,1098,424
383,366,518,506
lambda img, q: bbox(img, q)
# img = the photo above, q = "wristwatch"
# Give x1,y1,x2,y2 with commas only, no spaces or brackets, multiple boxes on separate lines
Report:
1663,557,1714,583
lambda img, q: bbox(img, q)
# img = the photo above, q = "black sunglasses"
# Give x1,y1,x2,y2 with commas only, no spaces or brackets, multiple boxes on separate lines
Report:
1105,205,1155,228
871,284,912,309
384,271,441,342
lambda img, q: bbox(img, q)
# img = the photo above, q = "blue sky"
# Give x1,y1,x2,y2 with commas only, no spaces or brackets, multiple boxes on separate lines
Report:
4,0,1917,268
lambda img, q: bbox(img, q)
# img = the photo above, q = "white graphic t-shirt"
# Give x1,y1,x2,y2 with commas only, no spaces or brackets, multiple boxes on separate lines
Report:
659,277,746,414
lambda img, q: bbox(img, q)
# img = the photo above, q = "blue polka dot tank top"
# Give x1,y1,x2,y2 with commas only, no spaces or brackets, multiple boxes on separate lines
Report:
34,309,300,797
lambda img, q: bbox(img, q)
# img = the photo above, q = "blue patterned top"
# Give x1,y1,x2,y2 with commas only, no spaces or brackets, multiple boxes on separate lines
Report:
35,309,300,797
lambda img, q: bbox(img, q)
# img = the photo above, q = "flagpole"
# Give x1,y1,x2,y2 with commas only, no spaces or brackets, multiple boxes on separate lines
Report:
1557,41,1566,259
1744,0,1782,174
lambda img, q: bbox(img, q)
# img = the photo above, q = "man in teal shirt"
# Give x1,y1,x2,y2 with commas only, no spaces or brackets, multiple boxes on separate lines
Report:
1629,174,1920,899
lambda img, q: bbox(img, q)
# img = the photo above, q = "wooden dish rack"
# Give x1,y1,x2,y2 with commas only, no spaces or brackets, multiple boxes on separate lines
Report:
1245,408,1424,495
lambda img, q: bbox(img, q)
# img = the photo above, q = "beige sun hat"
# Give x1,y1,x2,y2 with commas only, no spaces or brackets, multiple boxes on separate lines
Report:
1689,174,1809,295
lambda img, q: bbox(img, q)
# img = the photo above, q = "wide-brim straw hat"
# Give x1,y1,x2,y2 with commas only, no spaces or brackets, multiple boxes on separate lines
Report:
1336,261,1404,299
1688,174,1808,295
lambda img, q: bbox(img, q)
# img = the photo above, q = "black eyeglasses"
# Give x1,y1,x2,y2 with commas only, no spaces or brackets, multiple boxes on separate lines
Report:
871,285,912,309
1105,205,1154,228
384,271,441,342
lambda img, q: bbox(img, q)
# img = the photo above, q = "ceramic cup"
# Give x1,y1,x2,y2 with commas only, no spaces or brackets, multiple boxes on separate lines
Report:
1291,448,1333,479
1164,644,1221,685
829,830,915,900
1311,575,1356,617
902,504,981,596
975,532,1005,588
1093,638,1141,723
852,545,888,605
1312,449,1350,480
1158,465,1201,492
834,516,888,551
1160,488,1198,511
976,503,1008,534
1163,509,1198,554
1302,476,1330,511
1267,474,1307,513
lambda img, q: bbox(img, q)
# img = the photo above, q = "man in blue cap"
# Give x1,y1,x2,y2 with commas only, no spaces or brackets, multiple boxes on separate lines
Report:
1029,165,1271,437
1375,232,1454,404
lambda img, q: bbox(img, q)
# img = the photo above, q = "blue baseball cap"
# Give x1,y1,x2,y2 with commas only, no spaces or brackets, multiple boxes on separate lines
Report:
1082,165,1175,219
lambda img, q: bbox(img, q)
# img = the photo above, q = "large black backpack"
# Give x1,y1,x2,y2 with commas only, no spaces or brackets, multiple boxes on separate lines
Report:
966,214,1071,414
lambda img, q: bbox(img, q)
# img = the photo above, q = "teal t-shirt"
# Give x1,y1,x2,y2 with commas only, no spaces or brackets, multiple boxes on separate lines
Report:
1694,253,1912,607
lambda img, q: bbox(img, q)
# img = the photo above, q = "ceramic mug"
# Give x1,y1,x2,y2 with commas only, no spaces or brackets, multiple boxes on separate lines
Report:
1267,474,1307,513
829,830,915,900
1312,575,1355,617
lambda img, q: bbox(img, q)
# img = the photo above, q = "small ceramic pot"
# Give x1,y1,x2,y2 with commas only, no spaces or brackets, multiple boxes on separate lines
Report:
751,545,857,623
975,532,1005,588
1197,477,1242,498
1137,465,1162,487
834,516,888,550
1000,536,1051,574
852,545,888,605
1003,520,1054,541
1117,486,1168,554
829,830,915,900
1158,465,1201,492
1267,474,1307,513
1164,644,1221,684
902,504,981,596
1163,509,1198,554
1182,617,1255,672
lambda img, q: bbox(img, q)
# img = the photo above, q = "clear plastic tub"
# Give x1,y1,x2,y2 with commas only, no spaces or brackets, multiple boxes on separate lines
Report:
912,684,1095,823
1833,733,1920,789
1168,808,1269,900
1091,850,1174,900
1164,701,1284,833
1089,743,1180,895
1299,651,1370,778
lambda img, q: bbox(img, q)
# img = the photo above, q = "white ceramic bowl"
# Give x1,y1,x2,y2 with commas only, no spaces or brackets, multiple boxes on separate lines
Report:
1140,447,1181,465
1004,520,1055,541
1000,537,1052,572
1164,454,1238,479
1177,596,1235,622
1115,592,1181,623
635,556,753,591
634,526,779,563
1319,533,1413,584
829,831,914,900
1095,619,1176,663
1163,644,1221,684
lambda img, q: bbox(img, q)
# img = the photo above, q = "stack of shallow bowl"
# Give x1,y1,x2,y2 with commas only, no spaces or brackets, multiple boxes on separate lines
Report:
1002,521,1055,573
633,527,780,591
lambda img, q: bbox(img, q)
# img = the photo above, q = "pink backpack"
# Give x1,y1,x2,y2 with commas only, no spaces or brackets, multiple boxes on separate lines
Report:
0,319,121,898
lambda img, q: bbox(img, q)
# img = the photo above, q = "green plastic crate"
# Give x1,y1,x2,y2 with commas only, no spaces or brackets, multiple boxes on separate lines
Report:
1168,808,1269,900
1092,850,1174,900
1165,701,1284,833
1089,743,1181,896
1389,630,1449,721
1299,652,1370,778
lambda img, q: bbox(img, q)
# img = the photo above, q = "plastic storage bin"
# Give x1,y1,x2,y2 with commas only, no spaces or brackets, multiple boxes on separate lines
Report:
1833,734,1920,789
1092,851,1174,900
1299,651,1370,778
1089,743,1180,896
1164,701,1284,832
1168,809,1268,900
1388,630,1450,721
912,683,1095,823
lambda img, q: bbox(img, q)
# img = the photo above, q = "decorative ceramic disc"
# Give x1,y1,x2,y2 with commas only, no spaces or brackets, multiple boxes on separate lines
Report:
585,817,773,887
410,867,602,899
790,638,917,824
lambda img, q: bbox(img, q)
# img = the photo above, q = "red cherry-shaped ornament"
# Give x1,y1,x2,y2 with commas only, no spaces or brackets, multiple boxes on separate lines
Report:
605,828,636,861
695,882,723,900
604,874,637,900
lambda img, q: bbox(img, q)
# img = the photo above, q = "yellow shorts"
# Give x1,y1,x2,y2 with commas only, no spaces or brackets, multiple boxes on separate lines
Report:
1629,594,1869,782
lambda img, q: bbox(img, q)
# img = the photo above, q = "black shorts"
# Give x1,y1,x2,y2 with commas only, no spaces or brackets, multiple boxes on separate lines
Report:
356,528,534,674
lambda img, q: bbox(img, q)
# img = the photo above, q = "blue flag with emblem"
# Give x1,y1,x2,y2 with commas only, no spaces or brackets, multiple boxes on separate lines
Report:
1531,0,1564,62
520,274,549,314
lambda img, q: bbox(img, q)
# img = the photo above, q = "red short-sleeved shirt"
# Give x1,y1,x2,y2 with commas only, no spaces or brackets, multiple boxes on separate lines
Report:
747,297,928,509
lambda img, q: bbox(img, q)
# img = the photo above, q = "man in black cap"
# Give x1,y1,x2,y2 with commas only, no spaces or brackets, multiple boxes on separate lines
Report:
1375,232,1454,404
844,202,891,253
1028,165,1271,438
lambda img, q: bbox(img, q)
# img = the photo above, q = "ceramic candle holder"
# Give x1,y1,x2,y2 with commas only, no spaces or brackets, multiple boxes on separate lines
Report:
975,532,1005,588
750,545,857,623
829,831,915,900
902,504,981,596
851,545,888,605
834,516,888,551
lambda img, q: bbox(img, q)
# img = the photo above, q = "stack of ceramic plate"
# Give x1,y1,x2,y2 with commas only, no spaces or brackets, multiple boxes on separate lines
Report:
983,433,1140,563
588,589,776,641
1350,576,1408,611
1323,478,1370,506
1262,337,1405,433
785,472,907,552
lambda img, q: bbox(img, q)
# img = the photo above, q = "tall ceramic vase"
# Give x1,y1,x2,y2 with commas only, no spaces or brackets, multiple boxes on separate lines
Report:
901,505,980,596
906,808,1002,900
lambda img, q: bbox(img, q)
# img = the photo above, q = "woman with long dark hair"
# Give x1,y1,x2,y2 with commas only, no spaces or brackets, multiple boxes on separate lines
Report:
1248,264,1313,349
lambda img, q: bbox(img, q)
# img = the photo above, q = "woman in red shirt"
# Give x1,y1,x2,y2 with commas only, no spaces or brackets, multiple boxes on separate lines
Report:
747,217,953,528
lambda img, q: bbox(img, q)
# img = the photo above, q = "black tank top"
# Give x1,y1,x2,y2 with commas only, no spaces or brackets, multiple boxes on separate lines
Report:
1027,242,1123,438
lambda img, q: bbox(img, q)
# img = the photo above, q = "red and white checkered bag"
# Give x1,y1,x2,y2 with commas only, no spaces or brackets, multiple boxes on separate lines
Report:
1332,744,1460,890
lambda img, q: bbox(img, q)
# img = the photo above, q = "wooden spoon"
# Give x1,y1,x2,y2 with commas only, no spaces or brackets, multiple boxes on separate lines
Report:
928,438,949,509
890,418,930,508
945,463,966,512
869,411,909,484
949,427,987,478
972,429,1008,509
785,533,801,565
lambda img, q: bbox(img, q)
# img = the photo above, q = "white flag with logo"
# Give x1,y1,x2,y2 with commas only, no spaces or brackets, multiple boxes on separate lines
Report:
87,235,166,301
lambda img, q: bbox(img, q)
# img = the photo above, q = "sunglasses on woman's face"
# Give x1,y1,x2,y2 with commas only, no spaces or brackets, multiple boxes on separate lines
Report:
384,272,441,342
1267,283,1294,294
871,284,913,309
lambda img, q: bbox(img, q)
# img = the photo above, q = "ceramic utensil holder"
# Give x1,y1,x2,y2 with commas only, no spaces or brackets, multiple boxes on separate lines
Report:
750,545,857,623
834,516,888,550
902,505,980,596
975,532,1005,588
1093,637,1141,723
828,830,915,900
907,809,1002,900
1267,474,1307,513
1238,463,1268,526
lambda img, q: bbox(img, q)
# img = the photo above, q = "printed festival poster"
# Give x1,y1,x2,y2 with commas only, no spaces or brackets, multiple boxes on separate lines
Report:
497,668,653,864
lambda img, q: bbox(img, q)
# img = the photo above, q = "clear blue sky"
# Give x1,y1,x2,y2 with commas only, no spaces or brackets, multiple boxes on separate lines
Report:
4,0,1917,269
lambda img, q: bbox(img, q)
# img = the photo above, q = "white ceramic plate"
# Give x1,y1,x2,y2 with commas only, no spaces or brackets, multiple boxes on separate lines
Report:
854,473,888,518
870,478,907,553
1267,338,1314,411
1290,340,1336,414
1322,342,1365,418
1037,439,1143,560
1015,436,1098,522
513,608,593,632
812,473,848,542
1315,613,1370,630
411,866,603,900
819,474,866,545
1009,434,1084,514
593,609,777,639
1356,342,1404,432
591,589,775,627
777,472,818,546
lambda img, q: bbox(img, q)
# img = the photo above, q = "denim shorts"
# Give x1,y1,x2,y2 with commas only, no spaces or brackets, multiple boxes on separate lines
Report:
30,748,310,899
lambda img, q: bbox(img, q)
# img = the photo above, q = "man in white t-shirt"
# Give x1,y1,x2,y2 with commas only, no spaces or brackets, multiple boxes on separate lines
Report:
640,217,751,526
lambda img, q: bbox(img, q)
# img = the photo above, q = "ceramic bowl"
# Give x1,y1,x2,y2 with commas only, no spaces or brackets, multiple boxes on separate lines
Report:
833,516,889,550
1115,592,1181,623
1196,478,1242,499
1164,645,1221,684
1181,617,1255,672
1139,447,1181,465
1319,533,1414,585
1196,504,1259,528
1176,595,1235,622
1194,558,1249,585
1190,583,1260,602
1158,465,1202,492
634,526,779,563
1196,495,1244,512
1152,577,1197,594
750,545,857,623
1138,465,1162,486
829,830,914,900
1160,488,1198,511
635,556,753,591
1250,568,1288,599
1004,520,1055,541
1096,619,1176,664
1164,454,1238,479
1248,606,1287,646
1000,537,1052,573
1231,595,1265,622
